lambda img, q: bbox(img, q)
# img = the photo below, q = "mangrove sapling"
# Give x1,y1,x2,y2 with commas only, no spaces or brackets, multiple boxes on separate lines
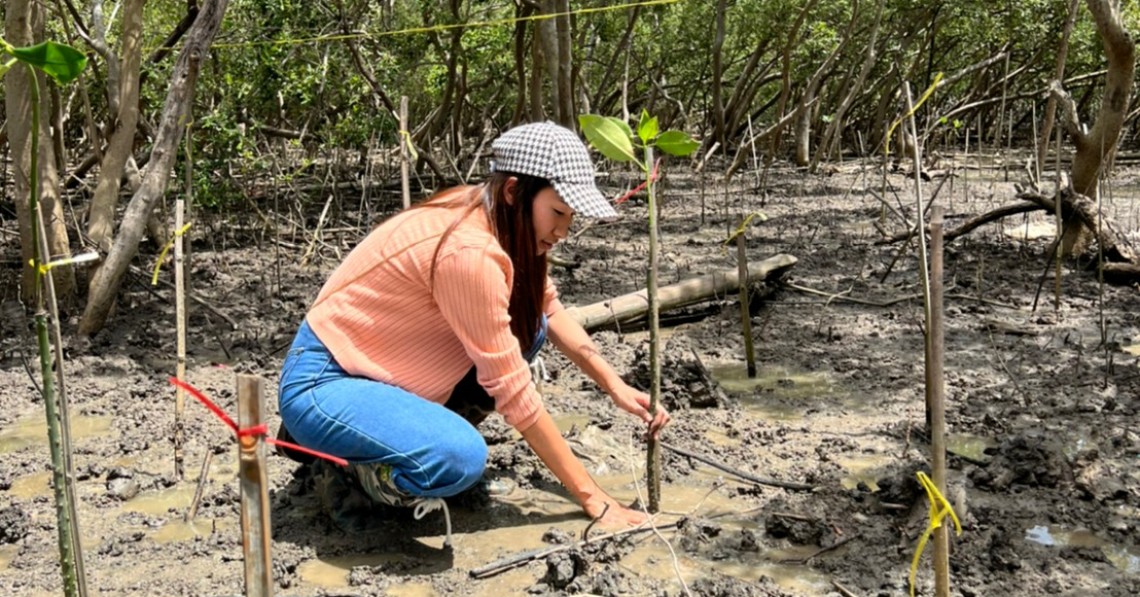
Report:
1,37,89,597
579,110,697,513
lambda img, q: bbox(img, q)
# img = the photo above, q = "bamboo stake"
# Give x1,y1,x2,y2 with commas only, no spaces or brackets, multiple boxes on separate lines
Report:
645,144,662,514
928,207,950,596
735,215,757,377
174,118,191,480
184,449,214,523
236,375,273,596
1054,124,1063,311
399,96,411,209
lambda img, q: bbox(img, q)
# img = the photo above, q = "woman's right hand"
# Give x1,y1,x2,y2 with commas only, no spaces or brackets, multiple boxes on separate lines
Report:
582,494,650,528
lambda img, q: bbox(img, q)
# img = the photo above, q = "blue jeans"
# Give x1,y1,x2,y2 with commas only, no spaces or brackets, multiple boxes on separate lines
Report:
278,318,546,499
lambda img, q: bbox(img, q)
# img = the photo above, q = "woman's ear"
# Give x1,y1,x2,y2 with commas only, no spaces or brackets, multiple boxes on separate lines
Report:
503,176,519,206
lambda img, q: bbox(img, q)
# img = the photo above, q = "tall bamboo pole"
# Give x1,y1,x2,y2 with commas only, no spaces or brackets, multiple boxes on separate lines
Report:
237,375,273,596
928,207,950,596
174,116,191,480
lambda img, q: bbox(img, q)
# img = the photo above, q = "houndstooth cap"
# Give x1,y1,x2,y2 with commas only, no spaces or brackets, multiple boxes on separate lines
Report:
490,121,618,219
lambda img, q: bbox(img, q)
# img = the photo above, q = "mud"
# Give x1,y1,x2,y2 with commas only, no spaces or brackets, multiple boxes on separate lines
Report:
1,156,1139,596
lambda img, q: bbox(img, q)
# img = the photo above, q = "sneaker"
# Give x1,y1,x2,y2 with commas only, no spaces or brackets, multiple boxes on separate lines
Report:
482,477,517,497
349,463,452,547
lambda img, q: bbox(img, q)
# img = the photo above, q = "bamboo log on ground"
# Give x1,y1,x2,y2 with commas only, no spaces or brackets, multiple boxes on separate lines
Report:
565,254,797,332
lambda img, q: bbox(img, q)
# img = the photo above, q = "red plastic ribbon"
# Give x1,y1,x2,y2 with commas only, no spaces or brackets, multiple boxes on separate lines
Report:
170,377,348,467
614,159,661,205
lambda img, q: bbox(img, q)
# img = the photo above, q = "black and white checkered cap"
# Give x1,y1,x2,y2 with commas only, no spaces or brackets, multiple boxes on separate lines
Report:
490,121,618,219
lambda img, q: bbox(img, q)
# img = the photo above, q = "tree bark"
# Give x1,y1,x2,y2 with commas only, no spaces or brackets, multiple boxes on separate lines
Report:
710,0,728,147
766,0,818,167
538,0,561,123
1051,0,1135,253
6,0,75,304
80,0,229,335
86,0,146,253
793,0,858,166
1036,0,1080,176
554,0,574,129
812,0,884,171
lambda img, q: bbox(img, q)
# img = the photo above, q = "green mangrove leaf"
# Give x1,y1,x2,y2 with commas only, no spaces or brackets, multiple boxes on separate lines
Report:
656,130,699,157
637,109,658,144
579,114,638,163
9,41,87,85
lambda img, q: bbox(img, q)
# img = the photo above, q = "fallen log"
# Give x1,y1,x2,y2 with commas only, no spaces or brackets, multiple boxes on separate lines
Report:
565,254,798,332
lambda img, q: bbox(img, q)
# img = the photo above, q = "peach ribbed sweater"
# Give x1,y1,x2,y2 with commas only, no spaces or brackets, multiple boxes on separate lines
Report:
306,186,562,431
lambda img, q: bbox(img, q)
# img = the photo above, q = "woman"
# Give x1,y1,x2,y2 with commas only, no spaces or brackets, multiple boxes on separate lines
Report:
277,122,670,538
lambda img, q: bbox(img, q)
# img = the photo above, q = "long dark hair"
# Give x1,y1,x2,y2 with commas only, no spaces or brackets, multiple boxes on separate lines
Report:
415,172,550,353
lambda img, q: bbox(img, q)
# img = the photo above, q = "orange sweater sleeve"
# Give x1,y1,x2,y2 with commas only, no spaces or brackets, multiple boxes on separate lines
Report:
432,240,544,431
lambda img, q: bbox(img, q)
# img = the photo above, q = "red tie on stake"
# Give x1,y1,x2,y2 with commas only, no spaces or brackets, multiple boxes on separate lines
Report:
614,159,661,205
169,377,348,467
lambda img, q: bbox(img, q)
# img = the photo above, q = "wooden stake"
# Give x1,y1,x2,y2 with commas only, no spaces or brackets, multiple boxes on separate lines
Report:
399,96,411,209
644,144,662,514
236,375,273,596
928,207,950,597
735,215,757,377
174,120,190,480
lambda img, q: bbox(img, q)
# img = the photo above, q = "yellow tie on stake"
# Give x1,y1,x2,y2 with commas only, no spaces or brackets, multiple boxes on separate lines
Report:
885,72,944,159
152,222,193,285
28,252,100,275
909,471,963,597
399,129,418,163
723,211,768,246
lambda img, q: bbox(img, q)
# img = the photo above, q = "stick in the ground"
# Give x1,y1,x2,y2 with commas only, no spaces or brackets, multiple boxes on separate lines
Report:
661,441,814,491
469,522,677,579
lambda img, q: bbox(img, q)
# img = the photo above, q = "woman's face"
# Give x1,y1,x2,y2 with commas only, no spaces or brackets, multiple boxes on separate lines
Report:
531,187,574,256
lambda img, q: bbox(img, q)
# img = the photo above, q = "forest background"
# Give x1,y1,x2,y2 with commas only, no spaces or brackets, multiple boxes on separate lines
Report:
2,0,1139,325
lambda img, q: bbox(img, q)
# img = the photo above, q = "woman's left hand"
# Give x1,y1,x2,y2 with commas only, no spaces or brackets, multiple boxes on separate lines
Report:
608,382,670,438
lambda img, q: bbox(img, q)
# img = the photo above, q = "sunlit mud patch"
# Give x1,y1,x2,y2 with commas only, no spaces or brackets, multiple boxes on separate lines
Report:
947,432,996,463
1025,526,1140,574
708,362,862,420
0,413,114,454
0,545,18,572
297,553,410,589
836,453,895,491
1003,220,1058,241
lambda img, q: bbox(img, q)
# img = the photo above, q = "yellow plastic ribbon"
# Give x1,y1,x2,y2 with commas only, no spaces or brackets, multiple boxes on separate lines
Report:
28,251,99,275
909,471,963,597
399,129,419,163
885,72,944,158
723,211,768,245
151,222,193,285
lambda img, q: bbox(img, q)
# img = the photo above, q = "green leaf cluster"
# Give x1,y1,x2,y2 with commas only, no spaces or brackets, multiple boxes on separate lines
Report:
579,110,698,170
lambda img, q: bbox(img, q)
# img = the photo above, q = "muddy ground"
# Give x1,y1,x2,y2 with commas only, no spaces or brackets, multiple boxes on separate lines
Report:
1,155,1139,596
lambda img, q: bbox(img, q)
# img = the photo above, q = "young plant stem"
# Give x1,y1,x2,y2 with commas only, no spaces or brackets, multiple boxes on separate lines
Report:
27,67,87,597
644,143,662,513
735,215,756,377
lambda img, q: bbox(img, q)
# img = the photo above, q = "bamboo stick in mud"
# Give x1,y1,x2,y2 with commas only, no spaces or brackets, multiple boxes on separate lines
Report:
928,207,950,596
237,375,273,596
735,215,757,377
